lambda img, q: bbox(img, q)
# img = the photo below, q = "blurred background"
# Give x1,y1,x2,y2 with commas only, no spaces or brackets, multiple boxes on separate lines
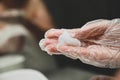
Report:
0,0,119,80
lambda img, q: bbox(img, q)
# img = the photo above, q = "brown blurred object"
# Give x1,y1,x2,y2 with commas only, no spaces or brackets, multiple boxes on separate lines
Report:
90,70,120,80
25,0,55,31
0,22,6,29
0,0,28,9
0,2,5,12
0,0,55,39
0,22,26,54
114,70,120,80
90,75,114,80
0,36,25,54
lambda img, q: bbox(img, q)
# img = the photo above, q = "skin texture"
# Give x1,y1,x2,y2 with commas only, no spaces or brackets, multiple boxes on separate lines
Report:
40,19,120,68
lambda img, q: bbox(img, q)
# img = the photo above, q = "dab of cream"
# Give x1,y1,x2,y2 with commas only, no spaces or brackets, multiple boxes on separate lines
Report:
57,31,81,47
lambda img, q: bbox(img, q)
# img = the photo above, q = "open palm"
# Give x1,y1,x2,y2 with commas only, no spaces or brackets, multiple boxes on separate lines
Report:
40,19,120,68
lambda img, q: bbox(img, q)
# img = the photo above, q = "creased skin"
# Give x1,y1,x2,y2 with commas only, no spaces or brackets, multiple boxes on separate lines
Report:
39,19,120,68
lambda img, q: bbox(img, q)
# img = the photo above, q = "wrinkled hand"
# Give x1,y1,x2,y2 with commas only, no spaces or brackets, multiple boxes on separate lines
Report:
39,19,120,68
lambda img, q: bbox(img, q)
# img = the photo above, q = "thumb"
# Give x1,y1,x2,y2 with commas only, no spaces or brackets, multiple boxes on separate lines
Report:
74,19,110,39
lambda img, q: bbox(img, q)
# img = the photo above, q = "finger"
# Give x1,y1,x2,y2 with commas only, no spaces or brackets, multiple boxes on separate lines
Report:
39,38,58,51
57,45,89,59
74,19,110,39
39,39,46,51
90,75,114,80
46,43,58,52
45,29,64,38
81,19,110,31
44,39,58,47
45,43,61,55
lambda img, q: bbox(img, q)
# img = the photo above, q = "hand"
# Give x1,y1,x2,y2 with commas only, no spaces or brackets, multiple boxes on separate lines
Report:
39,19,120,68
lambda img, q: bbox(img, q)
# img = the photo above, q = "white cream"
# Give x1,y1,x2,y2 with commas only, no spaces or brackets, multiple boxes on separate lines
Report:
57,31,81,47
39,30,81,55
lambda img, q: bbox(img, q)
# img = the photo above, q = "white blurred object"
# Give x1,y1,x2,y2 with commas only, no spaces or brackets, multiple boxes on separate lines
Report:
0,9,25,17
0,24,29,47
0,69,48,80
58,31,81,47
0,55,25,73
39,30,81,55
0,23,57,72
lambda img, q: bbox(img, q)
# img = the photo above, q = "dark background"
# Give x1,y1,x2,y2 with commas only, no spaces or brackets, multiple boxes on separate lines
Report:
44,0,120,28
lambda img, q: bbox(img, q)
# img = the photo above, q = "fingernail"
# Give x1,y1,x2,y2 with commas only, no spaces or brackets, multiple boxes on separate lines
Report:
39,39,46,51
44,28,55,38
